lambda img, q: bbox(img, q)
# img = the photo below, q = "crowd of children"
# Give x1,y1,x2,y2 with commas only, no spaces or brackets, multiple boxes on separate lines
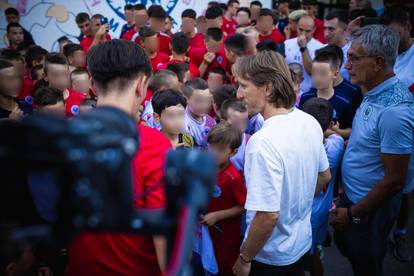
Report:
1,1,414,276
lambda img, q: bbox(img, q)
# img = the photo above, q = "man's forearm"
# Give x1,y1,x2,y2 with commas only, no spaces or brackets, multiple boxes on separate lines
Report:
153,235,167,273
301,50,313,75
334,128,352,139
199,62,209,77
240,211,279,261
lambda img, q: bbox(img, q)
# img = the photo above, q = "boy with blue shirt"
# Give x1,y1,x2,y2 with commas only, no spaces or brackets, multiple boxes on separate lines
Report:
302,98,344,276
299,50,354,139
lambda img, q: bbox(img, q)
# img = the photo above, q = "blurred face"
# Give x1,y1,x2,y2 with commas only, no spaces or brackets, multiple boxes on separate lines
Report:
182,17,196,33
8,26,24,46
288,19,298,33
345,41,380,88
90,18,101,35
125,9,134,24
208,143,235,167
205,37,222,53
258,15,274,33
46,63,70,91
250,4,261,21
225,107,248,132
206,17,222,29
278,3,289,15
303,5,317,17
207,72,224,92
228,3,240,17
324,18,346,46
71,73,90,95
135,9,149,28
237,77,266,116
150,17,165,33
143,34,159,53
157,104,186,135
312,62,337,90
69,50,86,68
298,17,315,42
187,88,213,117
164,17,173,32
77,20,91,36
6,13,19,23
244,33,259,55
236,11,250,26
196,20,207,34
0,66,22,98
388,22,411,53
37,101,66,116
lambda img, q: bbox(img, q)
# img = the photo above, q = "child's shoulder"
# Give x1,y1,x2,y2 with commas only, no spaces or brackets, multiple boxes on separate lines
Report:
324,134,344,155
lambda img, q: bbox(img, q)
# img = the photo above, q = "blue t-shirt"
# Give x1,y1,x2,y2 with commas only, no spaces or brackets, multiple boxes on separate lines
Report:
334,78,363,114
342,76,414,203
299,89,354,129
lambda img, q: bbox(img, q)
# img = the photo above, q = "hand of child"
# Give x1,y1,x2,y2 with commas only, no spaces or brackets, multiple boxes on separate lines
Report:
96,24,109,39
8,106,24,121
331,121,340,132
201,212,220,227
203,52,216,64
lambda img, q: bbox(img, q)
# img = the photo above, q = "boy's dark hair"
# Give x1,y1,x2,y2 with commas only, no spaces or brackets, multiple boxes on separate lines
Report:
31,64,44,81
152,89,187,115
0,59,14,71
5,7,19,16
208,1,221,8
139,26,157,41
70,68,89,80
205,6,223,20
208,122,242,150
183,78,209,98
63,43,83,58
237,7,251,17
134,4,146,11
314,46,341,69
206,27,223,41
124,4,134,10
224,33,247,56
75,12,90,24
316,45,344,67
325,10,349,25
148,5,166,19
166,62,189,83
17,41,32,52
250,1,262,8
44,52,68,75
91,14,104,21
0,48,22,61
228,0,240,7
220,99,247,120
259,8,278,24
182,9,197,19
349,8,377,21
150,69,178,92
6,22,22,33
302,98,334,132
380,6,410,26
171,32,190,54
257,39,278,52
87,40,152,94
25,46,48,69
212,84,237,110
57,36,71,44
34,86,64,107
208,67,226,81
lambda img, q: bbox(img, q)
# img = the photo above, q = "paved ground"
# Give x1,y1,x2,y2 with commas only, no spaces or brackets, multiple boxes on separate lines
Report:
312,204,414,276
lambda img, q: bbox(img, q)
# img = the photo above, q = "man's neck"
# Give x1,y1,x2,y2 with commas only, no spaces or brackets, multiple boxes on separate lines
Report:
224,12,232,21
146,50,157,59
337,37,347,48
317,86,335,99
172,53,186,61
261,104,293,121
0,94,15,110
364,70,395,92
97,92,137,116
333,75,343,87
399,38,413,54
261,29,272,36
186,30,196,38
219,159,230,171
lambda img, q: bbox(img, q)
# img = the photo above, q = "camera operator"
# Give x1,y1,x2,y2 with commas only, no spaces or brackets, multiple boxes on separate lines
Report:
65,39,172,276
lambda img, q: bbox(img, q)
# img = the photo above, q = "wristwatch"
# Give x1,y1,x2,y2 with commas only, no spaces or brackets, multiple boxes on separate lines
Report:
300,46,307,52
347,207,361,224
239,254,252,264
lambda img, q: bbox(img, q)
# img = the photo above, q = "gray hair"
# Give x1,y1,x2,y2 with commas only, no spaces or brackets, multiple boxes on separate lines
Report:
350,24,400,68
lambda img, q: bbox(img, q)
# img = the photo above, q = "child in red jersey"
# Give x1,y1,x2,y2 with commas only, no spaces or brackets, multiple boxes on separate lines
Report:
257,8,285,44
182,9,205,51
222,0,240,36
122,4,148,43
140,27,170,72
148,5,171,55
205,122,246,276
80,14,111,53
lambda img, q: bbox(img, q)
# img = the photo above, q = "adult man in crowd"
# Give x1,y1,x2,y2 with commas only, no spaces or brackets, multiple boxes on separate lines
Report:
4,7,35,46
232,50,331,276
120,4,135,39
324,10,350,80
65,39,171,276
285,15,324,93
331,24,414,276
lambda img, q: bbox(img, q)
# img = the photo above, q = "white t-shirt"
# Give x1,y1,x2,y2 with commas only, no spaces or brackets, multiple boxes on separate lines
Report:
285,38,325,93
141,99,161,130
395,42,414,87
244,108,329,266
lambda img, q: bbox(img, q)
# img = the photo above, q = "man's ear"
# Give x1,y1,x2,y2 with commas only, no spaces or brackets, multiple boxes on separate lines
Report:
230,148,238,157
135,74,149,101
153,112,160,123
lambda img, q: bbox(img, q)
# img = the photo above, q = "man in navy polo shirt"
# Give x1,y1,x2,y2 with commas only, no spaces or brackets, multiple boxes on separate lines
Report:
331,25,414,276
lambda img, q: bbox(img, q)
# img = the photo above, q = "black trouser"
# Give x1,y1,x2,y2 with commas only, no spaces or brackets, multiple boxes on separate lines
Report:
334,192,402,276
249,255,305,276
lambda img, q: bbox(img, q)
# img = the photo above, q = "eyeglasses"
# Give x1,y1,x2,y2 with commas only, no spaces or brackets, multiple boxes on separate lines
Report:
346,53,379,65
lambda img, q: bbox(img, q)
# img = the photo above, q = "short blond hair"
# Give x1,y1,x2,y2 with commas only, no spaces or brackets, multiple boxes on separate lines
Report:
288,9,308,22
234,51,296,109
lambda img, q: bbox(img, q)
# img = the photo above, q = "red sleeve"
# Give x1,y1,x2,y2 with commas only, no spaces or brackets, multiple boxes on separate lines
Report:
133,126,172,209
80,37,91,52
158,35,172,55
189,48,205,68
232,174,246,206
272,29,285,43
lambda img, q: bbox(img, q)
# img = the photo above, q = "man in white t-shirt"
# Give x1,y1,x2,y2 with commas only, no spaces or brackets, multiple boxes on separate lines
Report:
285,15,325,93
232,51,331,276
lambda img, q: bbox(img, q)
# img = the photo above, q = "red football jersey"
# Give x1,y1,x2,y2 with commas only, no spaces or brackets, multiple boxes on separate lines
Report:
65,125,172,276
208,163,246,275
189,46,228,80
188,33,205,52
150,52,170,72
156,58,200,78
259,28,285,44
122,27,142,45
158,32,172,56
64,89,86,118
80,34,112,52
222,16,237,36
314,18,326,44
17,72,34,105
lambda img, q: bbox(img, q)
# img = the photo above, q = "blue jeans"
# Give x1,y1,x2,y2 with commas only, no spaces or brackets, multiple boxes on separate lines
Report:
334,193,402,276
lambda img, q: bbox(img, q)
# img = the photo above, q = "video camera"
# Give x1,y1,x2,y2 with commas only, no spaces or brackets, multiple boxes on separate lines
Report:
0,106,217,276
